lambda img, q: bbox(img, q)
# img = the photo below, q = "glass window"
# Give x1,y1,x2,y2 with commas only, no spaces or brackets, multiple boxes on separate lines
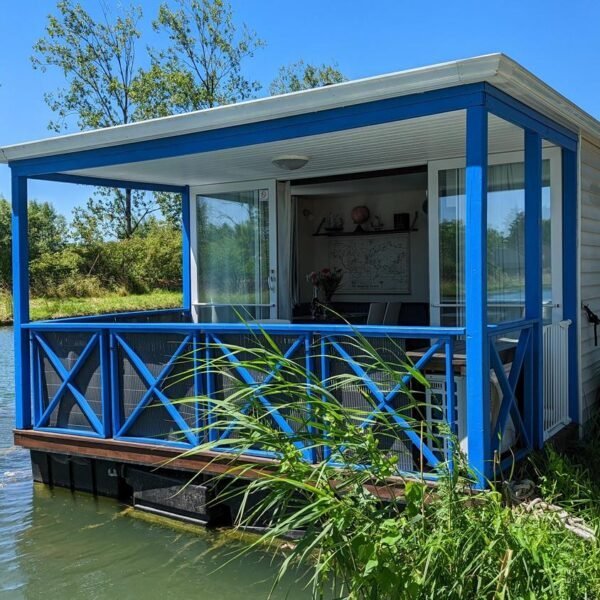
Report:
437,160,551,326
195,189,271,313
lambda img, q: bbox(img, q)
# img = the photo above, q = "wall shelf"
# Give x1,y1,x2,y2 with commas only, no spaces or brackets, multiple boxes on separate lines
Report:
312,228,417,237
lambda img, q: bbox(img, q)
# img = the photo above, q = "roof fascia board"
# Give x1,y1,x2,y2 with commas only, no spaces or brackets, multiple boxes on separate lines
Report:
10,83,486,177
494,55,600,145
0,55,503,164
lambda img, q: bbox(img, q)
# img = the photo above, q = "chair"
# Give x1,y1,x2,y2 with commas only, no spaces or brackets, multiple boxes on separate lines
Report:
383,301,402,326
366,302,386,325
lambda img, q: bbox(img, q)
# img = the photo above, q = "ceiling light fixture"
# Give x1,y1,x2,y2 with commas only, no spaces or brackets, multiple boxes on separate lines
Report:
272,155,310,171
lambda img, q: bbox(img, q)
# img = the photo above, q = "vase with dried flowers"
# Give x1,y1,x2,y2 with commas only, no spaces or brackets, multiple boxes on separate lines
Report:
306,267,344,318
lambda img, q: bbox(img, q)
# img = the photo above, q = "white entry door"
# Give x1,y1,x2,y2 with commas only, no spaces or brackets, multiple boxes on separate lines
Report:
190,180,278,322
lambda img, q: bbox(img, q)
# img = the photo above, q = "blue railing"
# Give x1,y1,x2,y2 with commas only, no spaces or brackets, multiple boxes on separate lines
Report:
24,317,464,478
487,318,536,470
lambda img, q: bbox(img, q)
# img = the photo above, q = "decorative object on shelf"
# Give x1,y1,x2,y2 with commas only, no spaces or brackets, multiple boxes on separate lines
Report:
371,214,384,231
350,205,370,233
272,155,310,170
307,267,344,317
393,212,410,231
324,213,344,232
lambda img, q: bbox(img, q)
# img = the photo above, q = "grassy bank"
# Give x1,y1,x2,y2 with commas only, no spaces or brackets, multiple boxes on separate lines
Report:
0,289,183,324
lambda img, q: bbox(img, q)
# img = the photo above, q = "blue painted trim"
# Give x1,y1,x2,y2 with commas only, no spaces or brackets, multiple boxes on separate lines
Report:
465,105,491,488
46,308,187,324
114,333,197,445
489,335,531,450
205,333,217,444
11,84,487,177
25,321,465,337
327,334,443,468
109,333,121,440
34,426,106,439
192,332,203,439
99,330,111,438
115,334,192,437
484,84,578,151
181,186,192,311
31,172,186,194
209,332,312,460
34,332,104,434
445,337,456,472
12,174,31,430
562,148,579,424
524,130,544,447
113,435,193,449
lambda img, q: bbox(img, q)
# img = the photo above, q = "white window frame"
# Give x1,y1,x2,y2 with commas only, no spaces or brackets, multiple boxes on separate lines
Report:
189,179,278,322
428,147,563,326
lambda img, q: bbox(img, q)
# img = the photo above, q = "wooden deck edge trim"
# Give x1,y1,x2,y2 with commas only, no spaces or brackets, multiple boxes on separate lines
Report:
13,429,278,479
14,430,425,500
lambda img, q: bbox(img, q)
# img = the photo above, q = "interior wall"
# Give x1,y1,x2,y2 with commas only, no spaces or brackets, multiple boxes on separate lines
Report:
295,172,429,304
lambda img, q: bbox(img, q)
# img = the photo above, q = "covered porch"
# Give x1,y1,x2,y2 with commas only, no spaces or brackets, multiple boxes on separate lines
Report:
7,58,580,487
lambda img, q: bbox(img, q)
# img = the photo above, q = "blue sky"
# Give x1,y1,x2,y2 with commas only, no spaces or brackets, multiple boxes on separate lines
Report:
1,0,599,217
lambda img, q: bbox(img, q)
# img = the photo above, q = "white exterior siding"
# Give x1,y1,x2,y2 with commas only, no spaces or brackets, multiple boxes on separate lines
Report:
579,138,600,425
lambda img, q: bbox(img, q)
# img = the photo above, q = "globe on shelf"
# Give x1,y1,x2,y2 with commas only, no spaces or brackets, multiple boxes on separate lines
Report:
350,205,370,233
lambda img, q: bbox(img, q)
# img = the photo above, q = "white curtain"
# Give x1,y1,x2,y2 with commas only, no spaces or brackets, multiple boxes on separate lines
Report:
276,181,297,319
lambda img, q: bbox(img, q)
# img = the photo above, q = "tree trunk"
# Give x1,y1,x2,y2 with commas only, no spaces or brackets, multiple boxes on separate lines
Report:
125,188,132,238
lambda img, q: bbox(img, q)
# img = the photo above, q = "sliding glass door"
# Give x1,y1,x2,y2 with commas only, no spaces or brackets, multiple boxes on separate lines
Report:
428,149,562,326
190,181,277,322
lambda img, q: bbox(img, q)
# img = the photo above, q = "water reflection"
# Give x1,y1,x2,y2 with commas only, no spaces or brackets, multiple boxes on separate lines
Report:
0,327,307,599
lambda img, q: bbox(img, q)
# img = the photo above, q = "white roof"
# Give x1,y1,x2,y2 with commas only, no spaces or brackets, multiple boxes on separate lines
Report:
1,53,597,164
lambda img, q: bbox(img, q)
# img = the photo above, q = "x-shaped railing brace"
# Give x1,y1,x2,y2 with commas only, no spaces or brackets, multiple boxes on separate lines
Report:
114,334,197,445
208,333,312,461
489,328,532,454
34,332,103,435
324,336,445,468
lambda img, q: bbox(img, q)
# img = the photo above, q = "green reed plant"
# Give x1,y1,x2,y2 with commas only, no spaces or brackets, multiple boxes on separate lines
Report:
174,326,600,599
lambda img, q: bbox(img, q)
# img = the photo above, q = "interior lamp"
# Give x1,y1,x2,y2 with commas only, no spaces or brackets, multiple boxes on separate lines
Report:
272,155,310,170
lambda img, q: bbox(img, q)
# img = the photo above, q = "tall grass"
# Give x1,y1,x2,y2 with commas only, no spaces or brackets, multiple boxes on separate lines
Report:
176,328,600,599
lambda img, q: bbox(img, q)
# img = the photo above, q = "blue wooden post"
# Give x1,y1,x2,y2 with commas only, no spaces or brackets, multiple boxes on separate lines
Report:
181,186,192,312
465,106,491,487
524,131,543,447
11,174,31,430
562,148,579,425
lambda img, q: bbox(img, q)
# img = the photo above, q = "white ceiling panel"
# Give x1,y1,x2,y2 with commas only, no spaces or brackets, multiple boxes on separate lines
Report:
65,111,537,187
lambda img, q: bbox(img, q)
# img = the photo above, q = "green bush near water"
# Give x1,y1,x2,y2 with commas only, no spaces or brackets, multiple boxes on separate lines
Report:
0,195,183,302
178,328,600,599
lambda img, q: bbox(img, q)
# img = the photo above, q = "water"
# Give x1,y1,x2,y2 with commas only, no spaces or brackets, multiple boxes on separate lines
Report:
0,327,308,599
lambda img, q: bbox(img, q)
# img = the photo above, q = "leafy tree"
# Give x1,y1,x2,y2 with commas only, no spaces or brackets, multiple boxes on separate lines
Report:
269,60,346,95
0,197,68,288
147,0,265,114
31,0,179,239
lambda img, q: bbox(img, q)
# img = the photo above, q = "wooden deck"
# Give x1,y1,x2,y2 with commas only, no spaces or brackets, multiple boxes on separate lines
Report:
14,429,411,502
14,429,278,479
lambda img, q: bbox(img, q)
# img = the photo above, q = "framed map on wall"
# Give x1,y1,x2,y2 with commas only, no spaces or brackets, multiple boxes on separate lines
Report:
329,233,411,294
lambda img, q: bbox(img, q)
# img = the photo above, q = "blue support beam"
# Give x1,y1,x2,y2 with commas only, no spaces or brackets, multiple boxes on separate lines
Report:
31,172,186,194
181,186,192,311
465,105,491,487
11,174,31,430
11,84,488,177
484,84,578,152
562,147,579,425
524,130,544,447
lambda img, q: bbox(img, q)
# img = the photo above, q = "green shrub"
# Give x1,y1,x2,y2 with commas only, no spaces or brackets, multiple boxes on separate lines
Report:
80,225,182,294
29,247,83,296
179,328,600,599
